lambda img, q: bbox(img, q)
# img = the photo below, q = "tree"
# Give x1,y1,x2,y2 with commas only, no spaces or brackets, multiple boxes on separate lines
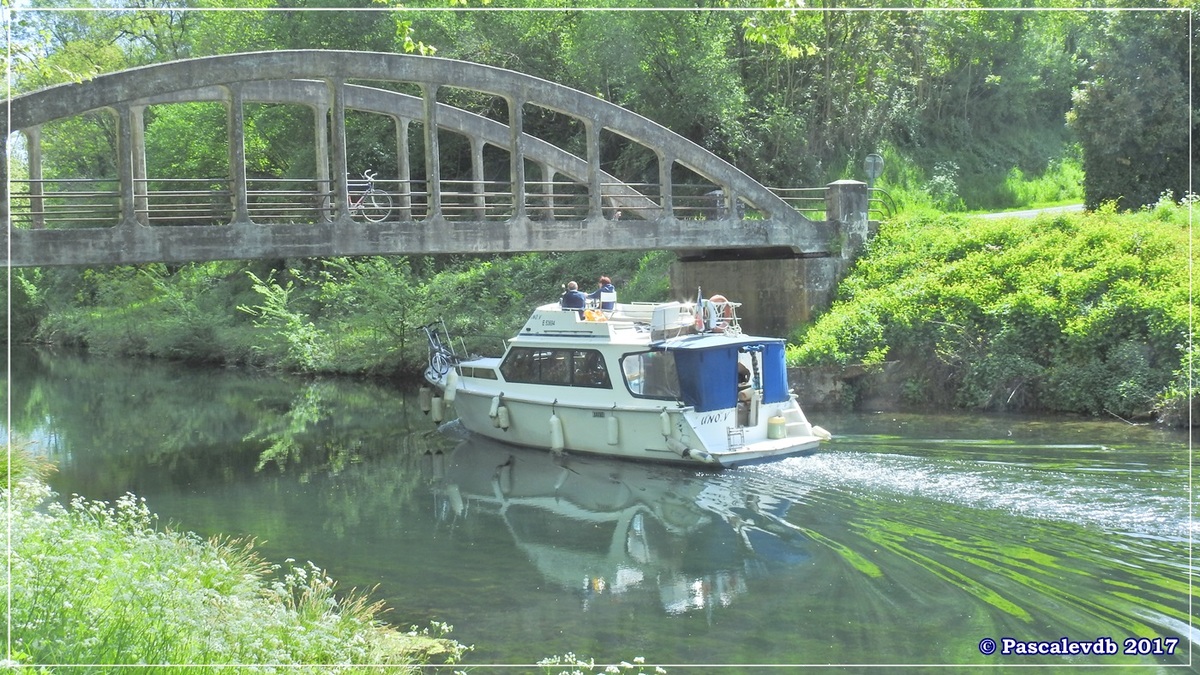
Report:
1067,6,1195,209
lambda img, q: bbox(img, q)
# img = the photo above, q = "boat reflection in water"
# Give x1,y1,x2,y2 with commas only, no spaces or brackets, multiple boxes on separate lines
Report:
422,430,812,615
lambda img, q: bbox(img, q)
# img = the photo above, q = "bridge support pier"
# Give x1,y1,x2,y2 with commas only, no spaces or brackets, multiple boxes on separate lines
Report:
669,180,875,337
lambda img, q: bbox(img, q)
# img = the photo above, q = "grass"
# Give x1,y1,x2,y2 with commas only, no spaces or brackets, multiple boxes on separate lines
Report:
872,138,1085,215
4,443,468,672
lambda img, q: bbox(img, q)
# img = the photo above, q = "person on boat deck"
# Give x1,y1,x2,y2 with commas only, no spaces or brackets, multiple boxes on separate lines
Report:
560,281,588,314
588,276,617,310
737,363,753,403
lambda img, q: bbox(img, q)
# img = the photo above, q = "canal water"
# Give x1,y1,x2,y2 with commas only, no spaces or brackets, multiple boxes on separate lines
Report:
8,348,1195,670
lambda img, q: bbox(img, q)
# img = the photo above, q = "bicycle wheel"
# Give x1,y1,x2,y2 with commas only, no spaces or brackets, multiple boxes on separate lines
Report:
429,348,453,378
360,190,393,223
317,194,334,222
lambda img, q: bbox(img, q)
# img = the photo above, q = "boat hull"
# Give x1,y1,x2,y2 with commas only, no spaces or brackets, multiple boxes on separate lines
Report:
447,386,821,468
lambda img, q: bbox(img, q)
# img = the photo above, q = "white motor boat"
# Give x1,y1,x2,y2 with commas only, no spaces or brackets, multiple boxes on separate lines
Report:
421,297,830,468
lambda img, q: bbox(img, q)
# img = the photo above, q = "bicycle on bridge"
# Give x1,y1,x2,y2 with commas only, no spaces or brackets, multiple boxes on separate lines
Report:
322,169,393,223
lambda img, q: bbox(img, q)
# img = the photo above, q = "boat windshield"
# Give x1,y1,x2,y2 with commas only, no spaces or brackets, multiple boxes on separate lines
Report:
620,351,681,400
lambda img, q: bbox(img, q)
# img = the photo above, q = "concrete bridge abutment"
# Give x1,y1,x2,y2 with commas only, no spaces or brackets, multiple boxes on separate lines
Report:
670,180,875,337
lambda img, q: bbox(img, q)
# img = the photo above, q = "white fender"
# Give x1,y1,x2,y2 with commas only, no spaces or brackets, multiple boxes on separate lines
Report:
659,410,672,437
497,405,511,431
606,415,620,445
489,395,501,418
431,395,444,424
444,369,459,402
813,425,832,441
418,385,432,415
549,413,565,451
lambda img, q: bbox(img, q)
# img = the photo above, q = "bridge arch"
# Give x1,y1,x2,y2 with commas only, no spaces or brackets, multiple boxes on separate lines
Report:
4,50,830,267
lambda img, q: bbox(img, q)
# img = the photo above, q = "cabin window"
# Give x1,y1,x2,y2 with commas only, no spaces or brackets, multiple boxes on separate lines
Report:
461,366,498,380
500,347,612,389
620,351,681,400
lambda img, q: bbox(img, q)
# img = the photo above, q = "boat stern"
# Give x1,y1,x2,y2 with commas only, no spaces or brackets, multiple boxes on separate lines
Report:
676,403,831,468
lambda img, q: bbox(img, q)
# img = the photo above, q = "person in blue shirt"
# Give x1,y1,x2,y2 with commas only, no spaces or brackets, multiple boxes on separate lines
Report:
560,281,588,314
587,276,617,310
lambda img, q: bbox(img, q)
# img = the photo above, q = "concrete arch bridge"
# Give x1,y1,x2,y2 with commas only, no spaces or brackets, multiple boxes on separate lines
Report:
3,50,880,333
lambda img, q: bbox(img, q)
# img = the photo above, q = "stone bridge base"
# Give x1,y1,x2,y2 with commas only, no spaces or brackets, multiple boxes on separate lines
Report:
669,254,847,338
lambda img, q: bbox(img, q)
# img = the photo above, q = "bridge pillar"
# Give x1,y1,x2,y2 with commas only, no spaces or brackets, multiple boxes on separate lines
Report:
669,180,875,338
24,127,43,229
540,164,556,221
313,101,330,223
132,106,148,225
422,84,442,219
116,105,137,227
826,179,871,261
226,84,250,224
395,118,413,219
330,79,352,224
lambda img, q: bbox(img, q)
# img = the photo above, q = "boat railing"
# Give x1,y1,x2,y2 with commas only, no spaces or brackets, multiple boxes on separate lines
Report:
423,318,512,364
455,333,509,359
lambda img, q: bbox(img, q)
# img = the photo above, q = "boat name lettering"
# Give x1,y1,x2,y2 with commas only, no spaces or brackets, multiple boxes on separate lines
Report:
699,411,730,425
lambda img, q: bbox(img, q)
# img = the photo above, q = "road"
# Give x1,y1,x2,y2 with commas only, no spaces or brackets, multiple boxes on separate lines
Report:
975,203,1085,219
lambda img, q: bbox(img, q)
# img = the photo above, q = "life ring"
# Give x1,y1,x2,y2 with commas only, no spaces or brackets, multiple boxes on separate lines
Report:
709,294,734,319
696,294,734,332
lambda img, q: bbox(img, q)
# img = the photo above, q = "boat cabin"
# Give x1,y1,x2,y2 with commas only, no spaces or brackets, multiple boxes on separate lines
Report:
501,302,789,417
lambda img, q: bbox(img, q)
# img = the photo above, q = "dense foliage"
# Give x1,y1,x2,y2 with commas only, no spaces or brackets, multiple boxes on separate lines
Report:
11,251,674,374
790,195,1194,420
11,2,1194,210
1066,8,1198,209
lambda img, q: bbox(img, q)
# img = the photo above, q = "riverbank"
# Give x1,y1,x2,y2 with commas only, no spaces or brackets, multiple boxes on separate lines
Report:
3,445,468,672
787,196,1195,426
790,361,1196,428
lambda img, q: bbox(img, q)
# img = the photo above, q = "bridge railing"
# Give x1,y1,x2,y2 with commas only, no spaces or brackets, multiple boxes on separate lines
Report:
248,178,324,225
769,187,828,221
771,185,895,220
868,188,897,220
8,177,857,228
525,180,591,220
147,179,233,225
10,178,121,228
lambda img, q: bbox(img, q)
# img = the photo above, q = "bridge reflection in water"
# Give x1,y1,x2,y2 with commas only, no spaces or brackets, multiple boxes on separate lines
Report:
423,431,811,617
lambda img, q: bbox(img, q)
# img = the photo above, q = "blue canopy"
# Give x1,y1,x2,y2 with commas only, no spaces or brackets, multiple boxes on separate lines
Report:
653,335,790,413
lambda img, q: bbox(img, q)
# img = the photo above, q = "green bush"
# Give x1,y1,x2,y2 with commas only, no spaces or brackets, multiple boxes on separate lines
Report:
4,454,467,671
790,195,1192,418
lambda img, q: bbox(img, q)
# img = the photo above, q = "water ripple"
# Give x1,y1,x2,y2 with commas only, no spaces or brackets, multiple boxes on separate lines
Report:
740,448,1194,541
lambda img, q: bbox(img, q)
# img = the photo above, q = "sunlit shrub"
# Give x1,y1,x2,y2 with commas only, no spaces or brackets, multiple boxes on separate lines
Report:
4,464,467,671
790,200,1191,418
